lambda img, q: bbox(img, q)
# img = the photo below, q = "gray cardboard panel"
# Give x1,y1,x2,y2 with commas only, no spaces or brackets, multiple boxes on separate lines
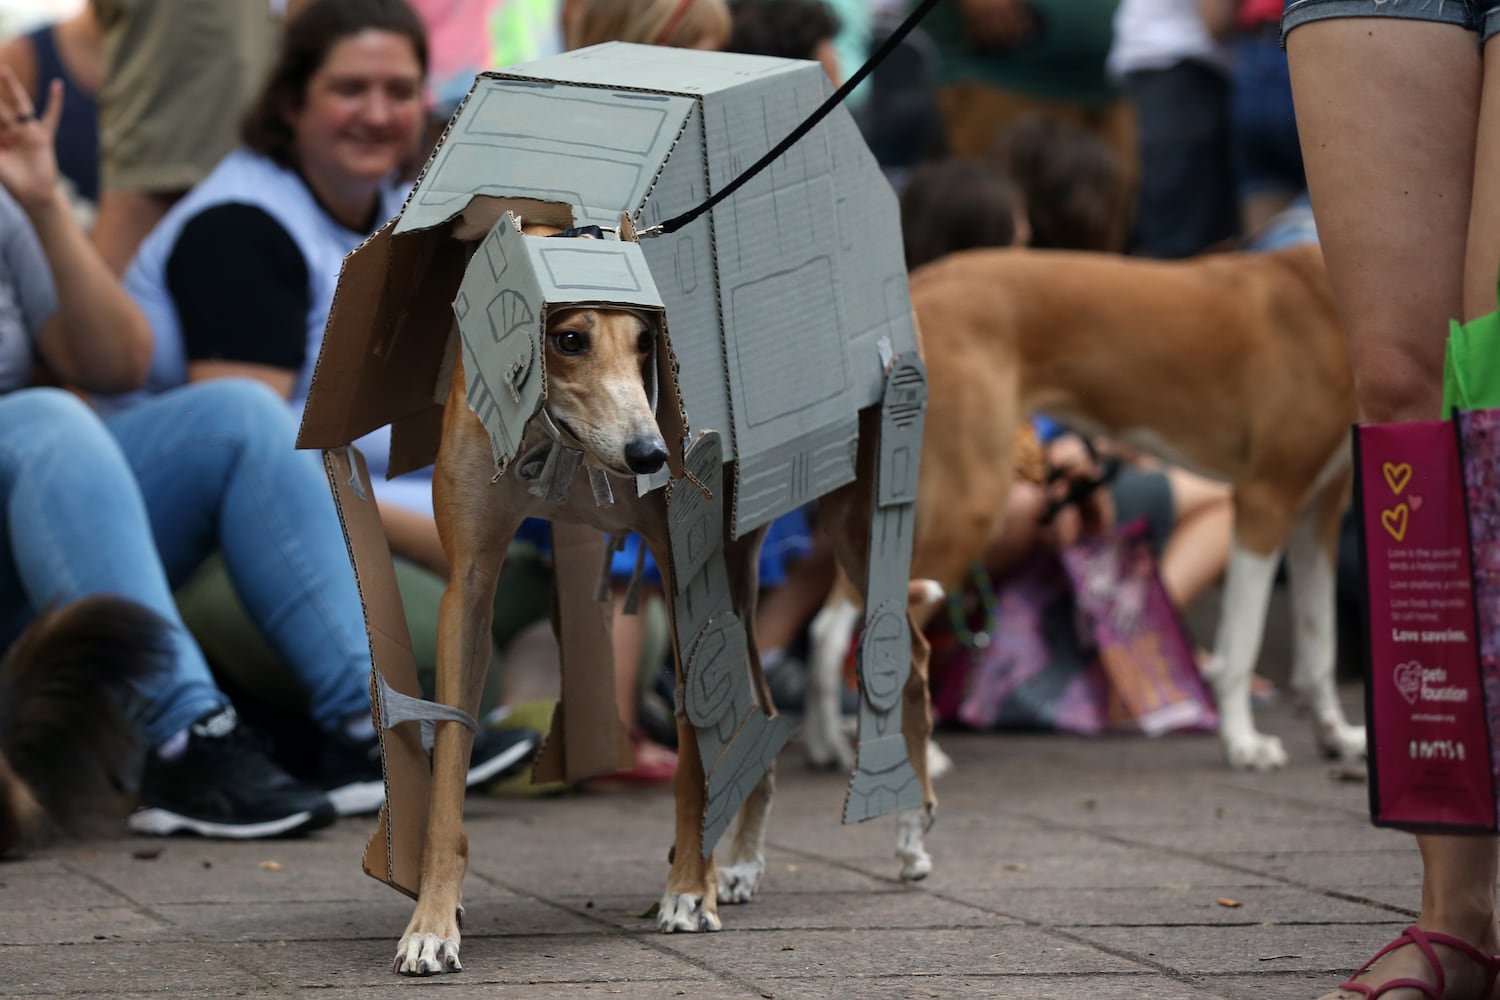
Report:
843,357,927,825
500,41,802,96
399,81,697,234
732,417,857,533
455,216,547,471
520,235,664,312
636,104,733,457
877,356,926,507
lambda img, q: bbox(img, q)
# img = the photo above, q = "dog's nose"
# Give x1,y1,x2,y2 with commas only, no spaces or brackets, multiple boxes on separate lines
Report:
624,434,668,475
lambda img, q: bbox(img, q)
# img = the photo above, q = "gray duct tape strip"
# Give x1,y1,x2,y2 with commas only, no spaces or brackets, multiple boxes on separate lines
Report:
376,673,479,754
588,466,615,506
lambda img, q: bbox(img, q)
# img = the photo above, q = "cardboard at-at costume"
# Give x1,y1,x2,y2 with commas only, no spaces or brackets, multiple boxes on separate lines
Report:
297,42,926,898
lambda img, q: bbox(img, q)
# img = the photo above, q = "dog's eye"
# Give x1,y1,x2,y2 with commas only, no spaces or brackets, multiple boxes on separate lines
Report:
552,330,588,356
636,330,653,355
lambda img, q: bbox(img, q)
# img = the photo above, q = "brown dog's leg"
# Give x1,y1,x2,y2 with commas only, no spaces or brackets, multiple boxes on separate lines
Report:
717,527,774,905
395,377,521,976
655,553,721,932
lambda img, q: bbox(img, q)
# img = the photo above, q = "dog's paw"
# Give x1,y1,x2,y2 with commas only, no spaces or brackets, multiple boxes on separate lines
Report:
1224,731,1289,772
717,855,765,904
1317,721,1366,764
394,932,463,976
657,890,721,933
895,808,933,881
394,905,463,976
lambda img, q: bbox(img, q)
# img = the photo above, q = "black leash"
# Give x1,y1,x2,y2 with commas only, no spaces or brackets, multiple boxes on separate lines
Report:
639,0,942,238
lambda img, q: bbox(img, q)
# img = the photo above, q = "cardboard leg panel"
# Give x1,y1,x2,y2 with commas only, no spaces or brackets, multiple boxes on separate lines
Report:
533,521,636,783
322,447,429,900
844,356,928,824
666,432,795,856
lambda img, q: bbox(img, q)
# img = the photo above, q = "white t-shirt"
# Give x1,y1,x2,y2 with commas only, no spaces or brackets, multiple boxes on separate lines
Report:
1107,0,1230,79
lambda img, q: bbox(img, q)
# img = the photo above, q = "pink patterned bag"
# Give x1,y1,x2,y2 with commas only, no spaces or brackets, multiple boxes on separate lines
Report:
1356,411,1500,832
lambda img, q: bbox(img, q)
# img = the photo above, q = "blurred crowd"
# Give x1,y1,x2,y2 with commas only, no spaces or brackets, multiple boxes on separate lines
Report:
0,0,1317,842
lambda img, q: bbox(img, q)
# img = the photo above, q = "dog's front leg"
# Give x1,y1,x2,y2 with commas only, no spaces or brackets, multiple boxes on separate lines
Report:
660,698,721,932
395,387,522,974
1207,524,1287,772
393,546,504,974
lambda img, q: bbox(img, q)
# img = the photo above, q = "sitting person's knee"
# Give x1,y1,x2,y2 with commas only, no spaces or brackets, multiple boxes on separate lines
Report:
2,388,111,452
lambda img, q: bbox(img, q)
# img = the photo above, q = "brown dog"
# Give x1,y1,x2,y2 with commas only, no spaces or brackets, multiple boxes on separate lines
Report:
393,221,938,974
803,241,1362,872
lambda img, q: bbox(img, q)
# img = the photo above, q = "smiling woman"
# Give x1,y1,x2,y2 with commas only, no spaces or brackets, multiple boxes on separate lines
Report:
87,0,545,760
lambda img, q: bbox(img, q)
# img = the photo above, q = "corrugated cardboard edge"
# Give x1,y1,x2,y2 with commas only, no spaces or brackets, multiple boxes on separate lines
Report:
532,521,636,783
323,446,428,900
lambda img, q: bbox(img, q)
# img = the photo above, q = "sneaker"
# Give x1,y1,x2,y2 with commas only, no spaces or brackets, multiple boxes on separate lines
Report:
128,707,337,839
320,724,542,817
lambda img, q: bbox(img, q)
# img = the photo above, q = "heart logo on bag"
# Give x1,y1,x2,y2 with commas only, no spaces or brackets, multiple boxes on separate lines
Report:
1408,493,1424,512
1394,661,1423,705
1382,503,1410,542
1383,462,1413,495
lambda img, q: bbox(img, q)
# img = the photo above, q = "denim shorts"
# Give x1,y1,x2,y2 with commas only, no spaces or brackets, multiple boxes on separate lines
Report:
1284,0,1500,45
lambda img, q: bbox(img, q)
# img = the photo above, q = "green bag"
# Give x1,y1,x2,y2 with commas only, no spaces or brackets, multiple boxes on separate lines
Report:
1442,277,1500,414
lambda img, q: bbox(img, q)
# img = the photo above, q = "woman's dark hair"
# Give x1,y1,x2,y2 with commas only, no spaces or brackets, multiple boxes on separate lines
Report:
241,0,429,167
989,113,1131,253
726,0,841,62
899,158,1024,270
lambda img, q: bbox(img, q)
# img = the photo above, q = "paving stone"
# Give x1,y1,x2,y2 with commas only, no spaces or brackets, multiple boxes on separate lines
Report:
559,888,1007,931
655,926,1152,979
1066,922,1397,975
941,884,1404,927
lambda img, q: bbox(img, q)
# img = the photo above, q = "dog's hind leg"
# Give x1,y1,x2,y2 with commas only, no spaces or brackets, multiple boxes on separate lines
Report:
716,526,778,906
1206,488,1291,772
894,579,940,880
718,764,774,904
1286,469,1364,765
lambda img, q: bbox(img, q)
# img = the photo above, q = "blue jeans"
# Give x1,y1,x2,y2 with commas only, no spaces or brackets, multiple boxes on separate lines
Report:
0,381,370,745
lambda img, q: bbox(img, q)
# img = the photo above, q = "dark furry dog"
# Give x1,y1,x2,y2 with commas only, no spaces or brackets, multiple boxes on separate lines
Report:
0,596,171,855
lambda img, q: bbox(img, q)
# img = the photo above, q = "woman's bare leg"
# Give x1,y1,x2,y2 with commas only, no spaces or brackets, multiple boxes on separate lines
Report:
1288,16,1499,999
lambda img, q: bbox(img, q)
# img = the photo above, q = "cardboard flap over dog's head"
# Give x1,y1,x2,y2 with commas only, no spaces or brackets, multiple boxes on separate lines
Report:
454,212,684,483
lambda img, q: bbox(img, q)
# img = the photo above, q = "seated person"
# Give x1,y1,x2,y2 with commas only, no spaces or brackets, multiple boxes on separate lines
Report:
92,0,548,718
0,65,535,838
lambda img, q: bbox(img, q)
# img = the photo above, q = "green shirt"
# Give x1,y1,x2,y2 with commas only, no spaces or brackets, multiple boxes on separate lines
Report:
918,0,1122,108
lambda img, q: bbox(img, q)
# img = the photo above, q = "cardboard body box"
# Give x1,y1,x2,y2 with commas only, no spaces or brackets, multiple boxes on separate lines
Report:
296,43,922,897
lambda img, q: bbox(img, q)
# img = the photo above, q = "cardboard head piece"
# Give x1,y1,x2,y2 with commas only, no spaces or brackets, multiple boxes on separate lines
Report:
453,213,671,476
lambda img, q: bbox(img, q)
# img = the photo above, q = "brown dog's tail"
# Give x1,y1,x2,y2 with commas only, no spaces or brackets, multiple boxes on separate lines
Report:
0,596,172,855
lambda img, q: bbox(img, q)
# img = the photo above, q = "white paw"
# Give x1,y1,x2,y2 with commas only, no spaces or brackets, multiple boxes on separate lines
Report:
394,932,462,976
895,808,933,881
717,856,765,904
1224,731,1289,772
1318,722,1366,763
657,890,721,933
926,738,953,781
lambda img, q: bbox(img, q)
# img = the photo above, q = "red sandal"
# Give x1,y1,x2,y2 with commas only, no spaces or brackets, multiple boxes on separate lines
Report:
1339,925,1500,999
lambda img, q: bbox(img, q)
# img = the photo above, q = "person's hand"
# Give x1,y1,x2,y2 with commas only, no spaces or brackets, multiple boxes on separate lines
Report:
957,0,1038,51
0,66,63,212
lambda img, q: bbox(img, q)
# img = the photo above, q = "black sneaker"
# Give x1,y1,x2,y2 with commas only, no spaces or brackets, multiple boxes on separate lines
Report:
128,707,336,839
319,724,542,817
